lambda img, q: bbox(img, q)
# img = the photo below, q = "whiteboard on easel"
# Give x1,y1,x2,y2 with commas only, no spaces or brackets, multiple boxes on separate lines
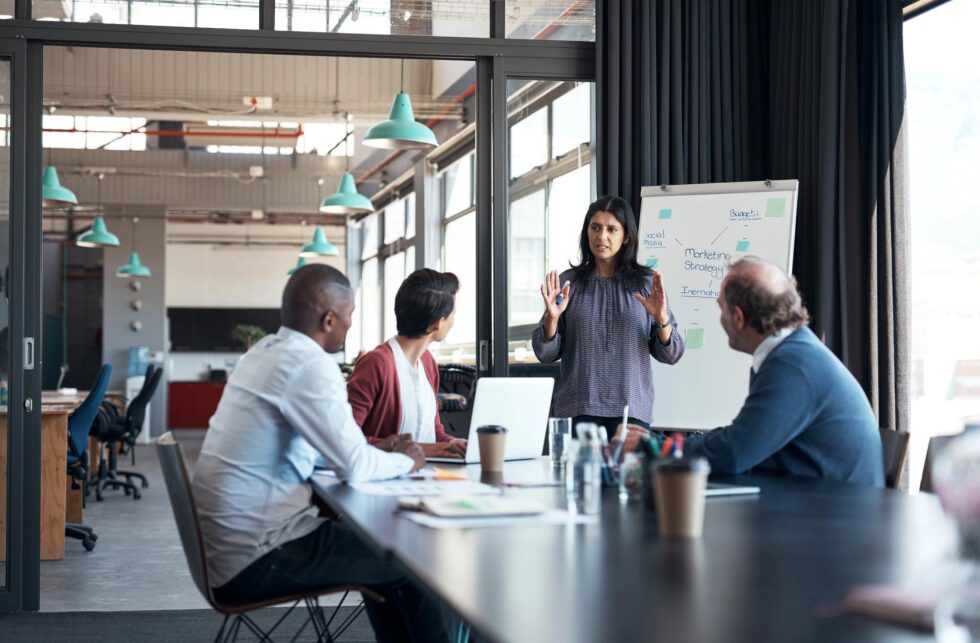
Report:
637,180,799,430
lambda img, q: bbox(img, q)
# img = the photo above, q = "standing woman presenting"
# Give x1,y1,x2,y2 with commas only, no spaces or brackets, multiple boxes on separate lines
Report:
532,196,685,437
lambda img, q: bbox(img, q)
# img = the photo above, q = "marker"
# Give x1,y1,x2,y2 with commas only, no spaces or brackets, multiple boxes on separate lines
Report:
555,280,571,305
672,433,684,458
660,437,674,458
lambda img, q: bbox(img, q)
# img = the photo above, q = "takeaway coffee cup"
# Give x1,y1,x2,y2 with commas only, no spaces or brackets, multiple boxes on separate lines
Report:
476,425,508,473
652,457,711,538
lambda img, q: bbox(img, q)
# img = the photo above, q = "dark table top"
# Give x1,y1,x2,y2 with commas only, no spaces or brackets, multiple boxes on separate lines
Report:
312,459,957,643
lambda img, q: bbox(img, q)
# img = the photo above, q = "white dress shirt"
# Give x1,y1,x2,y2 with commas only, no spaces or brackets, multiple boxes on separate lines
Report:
387,337,437,444
752,327,795,373
193,326,413,588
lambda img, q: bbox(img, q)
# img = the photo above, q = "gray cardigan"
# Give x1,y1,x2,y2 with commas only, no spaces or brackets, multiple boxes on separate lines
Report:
531,269,685,423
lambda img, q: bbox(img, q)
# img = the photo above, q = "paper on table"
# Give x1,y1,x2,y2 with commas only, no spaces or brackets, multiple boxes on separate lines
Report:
400,509,596,529
348,480,500,496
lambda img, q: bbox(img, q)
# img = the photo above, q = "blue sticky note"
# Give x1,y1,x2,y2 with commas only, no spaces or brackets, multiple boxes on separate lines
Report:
766,198,786,218
659,208,672,219
685,328,705,349
736,240,750,252
646,258,659,269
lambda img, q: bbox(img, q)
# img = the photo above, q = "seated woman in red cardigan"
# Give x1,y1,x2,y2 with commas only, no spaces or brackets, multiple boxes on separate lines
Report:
347,269,468,458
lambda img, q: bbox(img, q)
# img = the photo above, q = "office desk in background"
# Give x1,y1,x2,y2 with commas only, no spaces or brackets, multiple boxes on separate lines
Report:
0,404,75,561
313,460,954,643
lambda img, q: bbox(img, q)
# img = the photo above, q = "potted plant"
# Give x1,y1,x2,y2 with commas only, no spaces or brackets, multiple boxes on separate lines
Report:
232,324,267,351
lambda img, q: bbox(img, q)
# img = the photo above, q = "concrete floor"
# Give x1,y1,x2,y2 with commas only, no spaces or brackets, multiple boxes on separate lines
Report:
40,430,210,612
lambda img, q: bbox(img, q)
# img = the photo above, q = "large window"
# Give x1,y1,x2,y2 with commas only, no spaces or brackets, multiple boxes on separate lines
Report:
275,0,490,37
40,0,259,28
507,80,595,364
905,1,980,488
436,152,477,363
355,190,417,351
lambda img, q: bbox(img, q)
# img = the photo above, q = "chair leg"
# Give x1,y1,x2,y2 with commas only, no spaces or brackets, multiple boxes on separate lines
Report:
65,523,97,551
100,477,142,499
213,614,230,643
116,469,149,489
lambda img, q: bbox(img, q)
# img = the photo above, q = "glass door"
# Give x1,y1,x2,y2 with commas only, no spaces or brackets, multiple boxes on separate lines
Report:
0,37,40,613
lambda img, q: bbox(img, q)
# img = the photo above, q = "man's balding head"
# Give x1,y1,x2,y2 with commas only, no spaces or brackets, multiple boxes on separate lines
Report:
721,256,809,336
282,264,354,350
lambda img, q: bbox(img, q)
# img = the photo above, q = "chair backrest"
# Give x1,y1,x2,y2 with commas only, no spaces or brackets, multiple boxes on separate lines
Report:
920,434,959,493
155,432,217,608
126,366,164,434
68,363,112,458
879,428,910,490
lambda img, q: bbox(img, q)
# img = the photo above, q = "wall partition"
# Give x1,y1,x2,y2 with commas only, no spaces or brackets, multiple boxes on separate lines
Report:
0,1,593,611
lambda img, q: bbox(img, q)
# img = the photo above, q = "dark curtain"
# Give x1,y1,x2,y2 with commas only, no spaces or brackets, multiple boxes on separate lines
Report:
597,0,909,433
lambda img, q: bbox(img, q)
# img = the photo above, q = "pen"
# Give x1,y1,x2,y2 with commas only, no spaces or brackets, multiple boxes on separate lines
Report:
660,437,674,458
673,433,684,458
555,280,571,305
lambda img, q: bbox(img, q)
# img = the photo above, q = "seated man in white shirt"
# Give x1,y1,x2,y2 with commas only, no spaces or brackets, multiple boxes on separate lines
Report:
193,264,456,642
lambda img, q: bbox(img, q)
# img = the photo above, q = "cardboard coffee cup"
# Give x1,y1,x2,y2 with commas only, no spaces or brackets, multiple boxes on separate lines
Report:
476,425,508,473
652,458,711,538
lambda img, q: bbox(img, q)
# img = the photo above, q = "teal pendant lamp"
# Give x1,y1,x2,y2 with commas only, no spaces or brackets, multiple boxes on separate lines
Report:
319,173,374,215
363,61,437,150
300,227,339,257
76,216,120,248
42,165,78,206
287,256,308,276
116,251,151,278
116,218,151,277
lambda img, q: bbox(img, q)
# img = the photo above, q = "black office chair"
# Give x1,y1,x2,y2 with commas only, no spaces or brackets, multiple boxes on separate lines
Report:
66,363,112,551
437,364,477,439
98,365,163,500
155,432,380,642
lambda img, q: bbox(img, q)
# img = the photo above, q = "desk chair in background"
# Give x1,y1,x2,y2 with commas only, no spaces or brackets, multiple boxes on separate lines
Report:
96,364,163,500
920,434,959,493
437,364,476,439
879,428,911,490
66,362,112,551
155,433,381,642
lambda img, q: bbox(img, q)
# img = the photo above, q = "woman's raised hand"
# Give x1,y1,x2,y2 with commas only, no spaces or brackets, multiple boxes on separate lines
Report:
633,270,669,324
540,270,571,320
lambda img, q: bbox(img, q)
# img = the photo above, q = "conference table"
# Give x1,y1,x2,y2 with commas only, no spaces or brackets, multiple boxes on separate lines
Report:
312,459,958,643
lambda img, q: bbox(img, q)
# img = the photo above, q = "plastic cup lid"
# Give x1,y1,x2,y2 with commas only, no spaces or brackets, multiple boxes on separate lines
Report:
476,425,508,434
653,457,711,475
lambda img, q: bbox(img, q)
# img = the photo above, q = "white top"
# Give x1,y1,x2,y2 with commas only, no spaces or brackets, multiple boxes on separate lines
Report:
193,327,414,588
387,337,437,444
752,327,795,373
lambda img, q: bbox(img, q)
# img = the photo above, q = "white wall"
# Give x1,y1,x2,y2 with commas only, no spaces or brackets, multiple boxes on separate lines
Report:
166,227,346,308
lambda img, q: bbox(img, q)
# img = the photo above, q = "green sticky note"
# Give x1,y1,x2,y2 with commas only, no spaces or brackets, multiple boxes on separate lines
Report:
736,240,750,252
646,257,659,268
766,198,786,218
685,328,704,349
659,208,672,219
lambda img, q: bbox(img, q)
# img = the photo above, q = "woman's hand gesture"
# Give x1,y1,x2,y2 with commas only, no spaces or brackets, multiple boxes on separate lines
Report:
540,270,571,320
633,270,669,325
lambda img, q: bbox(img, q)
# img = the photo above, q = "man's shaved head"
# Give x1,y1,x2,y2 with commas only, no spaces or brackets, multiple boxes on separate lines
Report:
722,256,809,335
281,264,353,335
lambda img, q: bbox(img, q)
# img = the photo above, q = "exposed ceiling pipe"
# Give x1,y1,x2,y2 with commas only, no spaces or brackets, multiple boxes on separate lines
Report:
31,125,304,140
354,0,587,186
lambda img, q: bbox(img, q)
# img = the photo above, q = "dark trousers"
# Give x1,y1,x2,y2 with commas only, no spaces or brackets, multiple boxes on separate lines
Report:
214,521,458,643
572,415,650,438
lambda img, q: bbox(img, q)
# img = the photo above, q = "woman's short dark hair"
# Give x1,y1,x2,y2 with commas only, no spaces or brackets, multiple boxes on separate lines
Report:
723,257,810,335
395,269,460,338
570,195,651,293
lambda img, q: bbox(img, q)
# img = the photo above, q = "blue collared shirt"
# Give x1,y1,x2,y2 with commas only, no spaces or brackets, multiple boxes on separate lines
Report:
193,326,414,587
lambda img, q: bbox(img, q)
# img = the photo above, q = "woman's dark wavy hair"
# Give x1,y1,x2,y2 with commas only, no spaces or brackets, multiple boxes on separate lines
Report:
569,195,651,292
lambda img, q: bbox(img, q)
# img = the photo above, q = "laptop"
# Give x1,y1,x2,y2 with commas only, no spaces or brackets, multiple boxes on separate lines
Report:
428,377,555,465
